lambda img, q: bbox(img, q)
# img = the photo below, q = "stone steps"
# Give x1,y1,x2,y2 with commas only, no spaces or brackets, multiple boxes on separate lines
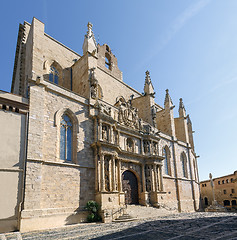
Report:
113,213,136,222
125,204,177,220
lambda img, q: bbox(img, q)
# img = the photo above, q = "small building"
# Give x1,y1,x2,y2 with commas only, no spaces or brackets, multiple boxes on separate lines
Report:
200,171,237,210
0,17,200,233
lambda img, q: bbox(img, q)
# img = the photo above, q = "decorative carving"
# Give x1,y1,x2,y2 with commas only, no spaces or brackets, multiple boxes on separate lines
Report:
99,104,111,116
104,155,110,191
115,96,142,130
89,68,98,99
145,165,151,192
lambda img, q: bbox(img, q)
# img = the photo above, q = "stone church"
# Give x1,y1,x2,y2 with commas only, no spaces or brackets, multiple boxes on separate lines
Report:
0,18,200,232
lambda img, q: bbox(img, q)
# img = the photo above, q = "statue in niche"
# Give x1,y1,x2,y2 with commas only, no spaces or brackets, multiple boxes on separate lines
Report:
143,140,150,154
113,130,118,144
153,142,158,155
127,138,133,152
102,125,108,141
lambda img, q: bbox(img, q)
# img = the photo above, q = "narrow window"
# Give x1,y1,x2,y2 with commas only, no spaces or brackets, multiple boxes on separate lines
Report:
105,53,112,70
231,178,234,183
226,179,229,183
181,153,188,178
163,148,169,175
223,189,226,194
9,106,13,111
218,181,220,185
2,105,6,110
222,180,225,184
49,66,59,84
60,114,72,161
232,189,235,194
232,200,236,206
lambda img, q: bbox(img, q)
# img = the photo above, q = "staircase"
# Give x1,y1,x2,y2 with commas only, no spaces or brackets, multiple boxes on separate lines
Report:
124,204,177,220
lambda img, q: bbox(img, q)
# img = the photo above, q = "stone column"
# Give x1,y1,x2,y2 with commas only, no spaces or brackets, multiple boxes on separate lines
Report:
153,164,158,192
101,153,106,192
99,120,102,141
111,127,114,144
109,125,112,143
118,160,122,192
112,156,116,191
141,139,144,155
142,164,146,192
109,157,112,191
117,131,120,147
158,166,164,191
156,165,159,191
151,164,155,192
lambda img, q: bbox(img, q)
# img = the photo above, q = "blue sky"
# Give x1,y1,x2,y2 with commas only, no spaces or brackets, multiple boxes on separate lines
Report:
1,0,236,180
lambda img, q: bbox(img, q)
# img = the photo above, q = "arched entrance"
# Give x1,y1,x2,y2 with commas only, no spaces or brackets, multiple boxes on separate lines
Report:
122,170,139,204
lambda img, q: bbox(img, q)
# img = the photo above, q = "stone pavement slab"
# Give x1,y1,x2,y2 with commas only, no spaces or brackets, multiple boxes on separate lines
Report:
2,212,237,240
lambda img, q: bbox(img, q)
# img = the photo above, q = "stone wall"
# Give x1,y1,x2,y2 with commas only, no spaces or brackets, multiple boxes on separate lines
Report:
0,91,28,233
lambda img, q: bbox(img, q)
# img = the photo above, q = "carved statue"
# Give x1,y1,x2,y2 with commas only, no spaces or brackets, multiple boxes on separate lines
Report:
102,125,108,141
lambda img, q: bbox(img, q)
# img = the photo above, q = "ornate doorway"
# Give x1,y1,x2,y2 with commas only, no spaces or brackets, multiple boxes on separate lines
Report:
122,170,139,204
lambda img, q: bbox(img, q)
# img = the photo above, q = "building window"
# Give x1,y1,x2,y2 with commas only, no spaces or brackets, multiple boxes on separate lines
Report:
222,180,225,184
231,189,235,194
223,200,230,206
231,178,234,183
232,200,236,206
163,147,171,176
204,197,208,206
163,148,169,175
49,66,59,84
226,179,229,183
181,152,188,178
60,114,72,161
105,52,112,70
218,181,220,185
223,189,226,194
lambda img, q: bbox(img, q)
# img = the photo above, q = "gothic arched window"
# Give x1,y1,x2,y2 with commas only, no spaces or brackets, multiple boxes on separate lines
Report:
49,66,59,84
163,146,171,176
181,152,188,178
60,114,72,161
163,148,169,175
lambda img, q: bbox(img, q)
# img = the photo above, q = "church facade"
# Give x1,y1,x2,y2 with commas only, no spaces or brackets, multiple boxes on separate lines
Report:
0,18,200,232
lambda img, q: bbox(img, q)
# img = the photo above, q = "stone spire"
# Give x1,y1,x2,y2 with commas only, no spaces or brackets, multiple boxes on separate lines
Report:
144,70,155,96
164,89,174,109
179,98,186,118
82,22,97,55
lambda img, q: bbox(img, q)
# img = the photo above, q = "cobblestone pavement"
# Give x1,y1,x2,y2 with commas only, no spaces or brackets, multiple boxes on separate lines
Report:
1,212,237,240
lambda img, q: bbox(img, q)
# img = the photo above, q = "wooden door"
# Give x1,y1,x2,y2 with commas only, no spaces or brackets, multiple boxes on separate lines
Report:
122,170,139,204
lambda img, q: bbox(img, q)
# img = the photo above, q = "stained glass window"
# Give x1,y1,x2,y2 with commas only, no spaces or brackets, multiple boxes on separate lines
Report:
163,148,169,175
60,114,72,161
49,66,59,84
